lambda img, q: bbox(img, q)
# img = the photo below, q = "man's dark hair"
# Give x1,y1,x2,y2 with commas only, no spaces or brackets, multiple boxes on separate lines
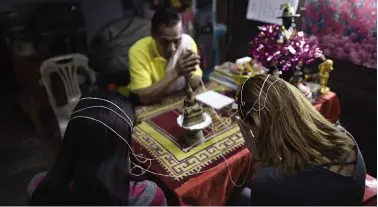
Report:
151,7,181,33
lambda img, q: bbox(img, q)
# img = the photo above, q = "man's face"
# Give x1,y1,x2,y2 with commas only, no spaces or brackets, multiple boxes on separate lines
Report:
153,22,183,59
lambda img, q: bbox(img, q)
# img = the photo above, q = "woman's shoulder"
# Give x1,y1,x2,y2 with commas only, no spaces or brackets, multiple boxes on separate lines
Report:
128,180,166,206
252,166,279,188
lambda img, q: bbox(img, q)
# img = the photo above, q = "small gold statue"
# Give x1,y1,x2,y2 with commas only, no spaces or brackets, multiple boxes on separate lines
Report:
182,76,205,127
318,59,334,94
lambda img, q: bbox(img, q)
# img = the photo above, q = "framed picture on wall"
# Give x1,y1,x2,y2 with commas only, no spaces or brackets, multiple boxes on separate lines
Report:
302,0,377,69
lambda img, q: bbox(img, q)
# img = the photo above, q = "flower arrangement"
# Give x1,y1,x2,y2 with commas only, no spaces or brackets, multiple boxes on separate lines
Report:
249,25,323,72
303,0,377,69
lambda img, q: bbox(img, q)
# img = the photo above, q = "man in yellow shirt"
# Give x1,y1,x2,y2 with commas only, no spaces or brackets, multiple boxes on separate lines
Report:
124,7,202,104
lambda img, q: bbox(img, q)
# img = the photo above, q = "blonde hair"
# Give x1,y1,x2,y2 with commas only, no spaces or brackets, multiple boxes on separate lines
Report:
238,74,353,174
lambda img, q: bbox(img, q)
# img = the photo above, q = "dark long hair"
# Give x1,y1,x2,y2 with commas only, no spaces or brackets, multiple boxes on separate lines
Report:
30,89,136,205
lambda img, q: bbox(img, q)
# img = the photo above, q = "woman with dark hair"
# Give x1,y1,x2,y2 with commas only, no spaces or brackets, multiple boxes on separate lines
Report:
237,74,366,205
27,90,166,205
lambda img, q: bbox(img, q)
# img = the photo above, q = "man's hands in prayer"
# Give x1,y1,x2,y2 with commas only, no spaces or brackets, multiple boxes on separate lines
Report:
175,49,200,77
134,49,200,105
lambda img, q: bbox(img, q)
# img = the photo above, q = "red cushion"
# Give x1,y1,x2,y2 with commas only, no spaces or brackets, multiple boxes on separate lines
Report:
363,174,377,206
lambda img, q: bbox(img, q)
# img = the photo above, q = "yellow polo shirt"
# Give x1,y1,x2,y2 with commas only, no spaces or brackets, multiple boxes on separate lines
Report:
118,35,202,96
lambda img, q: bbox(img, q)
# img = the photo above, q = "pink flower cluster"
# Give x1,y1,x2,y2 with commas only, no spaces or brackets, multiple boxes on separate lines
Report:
303,0,377,69
318,34,377,68
249,25,323,72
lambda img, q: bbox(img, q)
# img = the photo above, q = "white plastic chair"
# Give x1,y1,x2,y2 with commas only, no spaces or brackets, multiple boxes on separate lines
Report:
40,54,96,138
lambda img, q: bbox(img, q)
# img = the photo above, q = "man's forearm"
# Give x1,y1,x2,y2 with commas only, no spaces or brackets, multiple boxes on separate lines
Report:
134,70,179,104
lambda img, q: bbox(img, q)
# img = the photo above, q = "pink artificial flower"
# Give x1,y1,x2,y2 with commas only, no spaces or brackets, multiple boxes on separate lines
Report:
360,50,370,62
302,24,308,32
324,27,334,35
362,0,372,9
369,14,377,25
324,15,335,26
349,33,358,41
334,47,346,59
341,1,352,12
370,60,376,69
344,43,354,54
311,27,318,35
349,50,361,65
362,44,372,53
335,34,344,41
339,11,348,19
318,0,325,7
363,59,376,69
369,44,376,53
351,6,361,18
318,5,326,16
320,35,329,42
333,25,344,35
328,2,338,12
357,27,370,37
341,35,350,43
323,35,334,45
348,18,359,30
308,35,319,45
323,48,332,56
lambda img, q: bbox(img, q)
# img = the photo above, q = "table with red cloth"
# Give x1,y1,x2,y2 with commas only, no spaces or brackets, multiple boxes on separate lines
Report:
131,81,341,206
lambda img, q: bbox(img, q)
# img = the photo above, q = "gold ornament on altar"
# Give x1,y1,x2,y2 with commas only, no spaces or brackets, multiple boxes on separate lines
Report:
176,49,211,149
230,57,268,87
182,77,205,127
318,59,334,94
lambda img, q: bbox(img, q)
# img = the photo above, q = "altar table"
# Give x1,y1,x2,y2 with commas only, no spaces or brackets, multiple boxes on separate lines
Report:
131,81,341,206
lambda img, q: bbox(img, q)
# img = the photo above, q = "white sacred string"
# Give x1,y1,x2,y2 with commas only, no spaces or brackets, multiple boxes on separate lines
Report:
67,77,278,187
69,115,153,164
68,115,253,186
79,97,133,129
239,75,282,120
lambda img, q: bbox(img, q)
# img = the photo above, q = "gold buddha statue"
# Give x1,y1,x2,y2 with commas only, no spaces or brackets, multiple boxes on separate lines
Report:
182,77,205,127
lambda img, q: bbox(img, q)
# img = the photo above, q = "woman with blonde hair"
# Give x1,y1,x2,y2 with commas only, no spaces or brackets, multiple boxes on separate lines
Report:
237,74,366,205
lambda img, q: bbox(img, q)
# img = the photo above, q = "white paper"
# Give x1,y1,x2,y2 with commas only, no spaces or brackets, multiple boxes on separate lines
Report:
246,0,299,25
195,90,235,110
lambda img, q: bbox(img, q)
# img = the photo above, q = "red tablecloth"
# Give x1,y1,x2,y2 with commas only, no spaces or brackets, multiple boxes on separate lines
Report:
132,82,341,206
175,148,252,205
313,91,340,123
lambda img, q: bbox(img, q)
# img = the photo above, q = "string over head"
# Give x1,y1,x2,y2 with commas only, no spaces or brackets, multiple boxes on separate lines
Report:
79,97,134,128
72,105,133,130
240,74,271,119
